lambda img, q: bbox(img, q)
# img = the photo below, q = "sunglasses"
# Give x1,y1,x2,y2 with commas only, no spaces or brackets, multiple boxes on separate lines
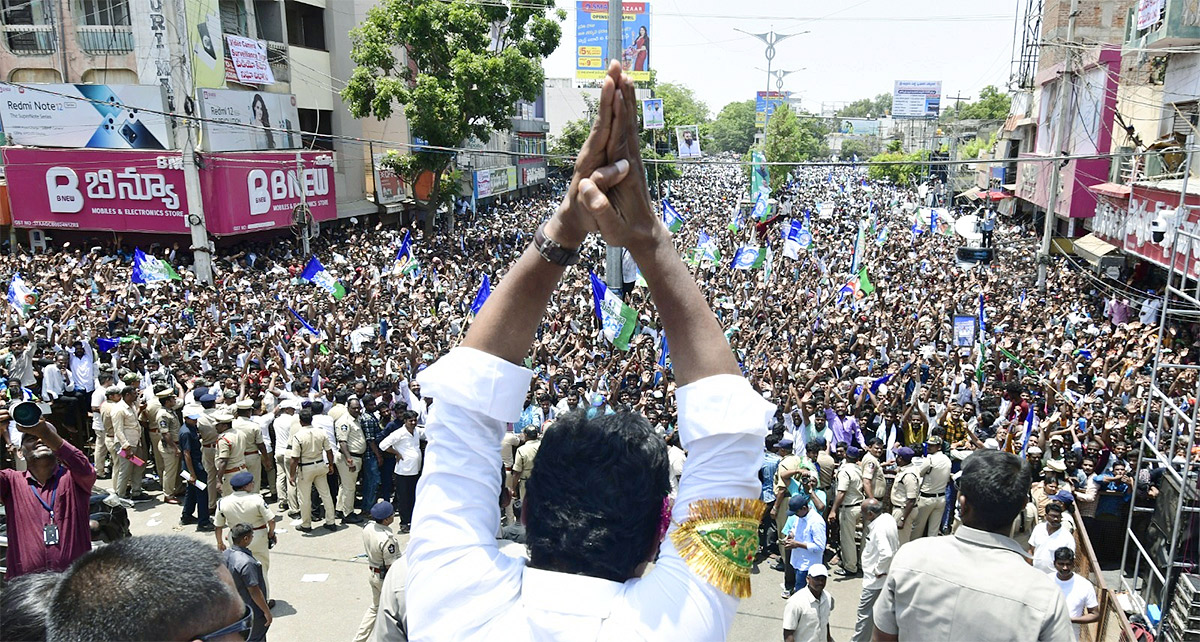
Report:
198,605,253,641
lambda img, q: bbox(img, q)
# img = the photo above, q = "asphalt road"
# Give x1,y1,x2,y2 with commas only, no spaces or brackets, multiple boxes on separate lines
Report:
121,487,865,641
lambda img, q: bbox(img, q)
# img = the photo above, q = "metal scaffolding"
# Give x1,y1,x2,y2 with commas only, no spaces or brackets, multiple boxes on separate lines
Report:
1119,188,1200,639
1011,0,1043,90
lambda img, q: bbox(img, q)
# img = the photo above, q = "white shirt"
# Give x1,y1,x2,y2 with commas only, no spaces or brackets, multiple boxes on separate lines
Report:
667,445,686,498
380,428,421,476
781,587,833,642
272,414,296,455
861,513,900,591
1028,522,1076,574
41,363,69,400
1049,571,1098,640
312,414,336,446
70,347,96,392
405,347,774,641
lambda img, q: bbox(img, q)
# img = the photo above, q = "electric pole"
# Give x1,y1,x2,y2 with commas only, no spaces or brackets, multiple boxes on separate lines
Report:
604,0,625,293
1036,0,1079,292
737,29,807,142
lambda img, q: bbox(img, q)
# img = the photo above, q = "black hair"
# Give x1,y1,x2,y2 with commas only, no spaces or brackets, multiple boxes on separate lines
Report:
524,410,669,583
48,535,241,641
958,450,1032,532
334,388,350,404
1053,546,1076,563
866,437,884,448
805,440,822,454
1045,501,1065,515
298,407,314,425
230,522,255,542
2,572,60,641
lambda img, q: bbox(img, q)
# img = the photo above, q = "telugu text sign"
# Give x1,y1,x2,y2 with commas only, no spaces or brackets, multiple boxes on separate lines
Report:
576,2,651,82
892,80,942,119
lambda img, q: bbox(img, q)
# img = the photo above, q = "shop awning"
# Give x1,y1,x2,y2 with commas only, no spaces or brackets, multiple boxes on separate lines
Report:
957,187,982,200
1073,233,1120,266
1087,182,1132,199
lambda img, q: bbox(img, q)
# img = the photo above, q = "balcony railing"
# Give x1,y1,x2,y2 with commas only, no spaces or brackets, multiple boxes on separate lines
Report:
1,24,55,56
76,25,134,54
266,40,289,83
1126,0,1200,50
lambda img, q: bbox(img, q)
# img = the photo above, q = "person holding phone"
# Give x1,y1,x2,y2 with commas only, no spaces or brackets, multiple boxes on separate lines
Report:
0,406,97,577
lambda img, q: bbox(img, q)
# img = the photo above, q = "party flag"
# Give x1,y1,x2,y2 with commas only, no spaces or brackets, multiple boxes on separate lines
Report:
7,273,35,317
662,199,685,233
470,275,492,316
131,248,180,284
300,257,346,300
731,246,766,270
589,272,637,351
288,307,320,337
394,231,420,276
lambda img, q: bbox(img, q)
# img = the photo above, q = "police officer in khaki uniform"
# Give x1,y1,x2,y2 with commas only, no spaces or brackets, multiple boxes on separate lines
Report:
889,447,921,545
829,446,866,576
911,436,952,539
861,438,887,503
287,407,337,532
215,471,277,580
234,399,271,493
509,427,541,505
191,390,222,512
335,398,367,524
352,501,401,642
112,386,148,499
214,412,247,498
99,386,122,487
154,389,183,500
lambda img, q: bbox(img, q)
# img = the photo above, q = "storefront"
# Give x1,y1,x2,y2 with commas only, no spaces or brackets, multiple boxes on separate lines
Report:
473,166,518,209
0,147,337,239
1089,180,1200,279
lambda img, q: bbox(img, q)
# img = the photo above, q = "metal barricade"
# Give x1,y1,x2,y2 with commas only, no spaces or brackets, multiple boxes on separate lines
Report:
1073,502,1138,641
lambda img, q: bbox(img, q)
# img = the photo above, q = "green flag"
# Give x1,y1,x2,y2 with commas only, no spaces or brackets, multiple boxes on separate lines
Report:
857,268,875,296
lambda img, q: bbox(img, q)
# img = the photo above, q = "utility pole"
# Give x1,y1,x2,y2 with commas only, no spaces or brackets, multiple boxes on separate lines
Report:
737,29,807,143
297,151,311,257
1036,0,1078,292
167,0,213,284
604,0,625,292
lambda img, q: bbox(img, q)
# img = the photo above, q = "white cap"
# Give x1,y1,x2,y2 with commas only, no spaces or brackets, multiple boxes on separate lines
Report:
807,563,829,578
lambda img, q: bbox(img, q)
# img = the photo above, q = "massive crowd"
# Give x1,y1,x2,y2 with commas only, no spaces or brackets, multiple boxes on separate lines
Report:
0,135,1194,640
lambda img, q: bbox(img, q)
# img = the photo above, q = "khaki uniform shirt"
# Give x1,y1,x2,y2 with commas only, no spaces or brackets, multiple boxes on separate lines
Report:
100,400,117,438
861,452,886,500
816,451,837,491
890,463,921,508
233,417,264,457
362,521,402,571
196,407,220,445
216,429,247,471
835,461,865,506
919,452,952,494
113,400,142,450
500,432,521,469
289,426,332,463
336,415,368,456
772,454,808,499
873,526,1074,640
512,440,541,481
155,407,180,444
214,490,275,529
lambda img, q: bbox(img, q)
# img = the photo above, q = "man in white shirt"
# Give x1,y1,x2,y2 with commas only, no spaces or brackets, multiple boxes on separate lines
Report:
379,410,421,533
1049,546,1099,640
1028,501,1075,573
782,564,834,642
852,499,898,642
404,62,774,640
272,401,299,511
41,353,71,401
69,340,97,394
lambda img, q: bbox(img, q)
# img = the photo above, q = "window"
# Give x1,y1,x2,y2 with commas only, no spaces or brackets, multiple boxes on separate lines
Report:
1171,101,1199,137
253,0,283,42
299,108,333,150
81,67,136,84
285,1,325,50
219,0,248,36
2,0,55,54
9,67,62,83
78,0,129,26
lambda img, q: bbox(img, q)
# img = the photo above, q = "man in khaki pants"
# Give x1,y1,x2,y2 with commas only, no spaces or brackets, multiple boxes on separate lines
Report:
112,386,147,499
335,398,367,524
910,437,952,539
889,447,921,545
154,389,182,500
288,407,337,532
353,501,400,642
829,446,865,576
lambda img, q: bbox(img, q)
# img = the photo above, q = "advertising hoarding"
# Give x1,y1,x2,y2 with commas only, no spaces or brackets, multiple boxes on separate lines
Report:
576,2,651,82
755,91,790,129
1,148,189,233
1137,0,1166,30
839,118,880,136
197,88,299,152
185,0,227,89
676,125,701,158
373,153,405,205
892,80,942,119
642,98,664,130
199,151,337,235
225,35,275,85
0,84,173,150
474,166,518,199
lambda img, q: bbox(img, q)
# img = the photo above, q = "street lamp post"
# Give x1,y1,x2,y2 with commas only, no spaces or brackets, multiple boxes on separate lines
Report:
736,29,807,138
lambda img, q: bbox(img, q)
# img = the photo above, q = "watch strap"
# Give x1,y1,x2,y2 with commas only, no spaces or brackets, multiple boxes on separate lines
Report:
533,222,581,266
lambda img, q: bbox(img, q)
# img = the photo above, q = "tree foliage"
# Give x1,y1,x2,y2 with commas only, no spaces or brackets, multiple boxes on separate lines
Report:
866,150,929,185
643,145,681,186
838,138,873,161
549,117,590,169
657,82,710,132
944,85,1011,121
961,131,999,159
838,93,892,118
763,105,828,192
709,99,756,153
341,0,563,230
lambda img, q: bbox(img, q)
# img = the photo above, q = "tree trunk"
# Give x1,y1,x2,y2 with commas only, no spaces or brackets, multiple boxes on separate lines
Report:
422,167,446,235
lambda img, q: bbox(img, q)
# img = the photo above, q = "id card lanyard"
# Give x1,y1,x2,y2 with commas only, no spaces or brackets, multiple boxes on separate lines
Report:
29,471,60,546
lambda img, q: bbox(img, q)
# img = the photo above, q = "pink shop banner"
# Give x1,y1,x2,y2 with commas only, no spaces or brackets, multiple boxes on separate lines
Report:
200,151,337,236
2,147,189,233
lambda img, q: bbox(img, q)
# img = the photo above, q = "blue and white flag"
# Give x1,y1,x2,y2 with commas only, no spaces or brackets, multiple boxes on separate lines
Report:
750,190,769,222
661,199,685,233
697,231,721,263
288,307,320,337
7,273,35,317
96,337,120,353
654,334,670,386
731,246,765,270
589,272,637,351
1020,407,1038,456
783,221,812,260
300,257,346,300
131,248,180,284
470,275,492,316
393,231,420,277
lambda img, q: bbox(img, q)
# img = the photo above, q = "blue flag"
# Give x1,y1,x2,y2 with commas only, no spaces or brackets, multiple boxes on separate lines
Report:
394,231,420,276
131,248,180,284
654,334,670,386
978,294,987,338
470,275,492,316
300,257,346,299
311,368,321,393
662,199,685,233
868,373,893,394
289,307,320,337
1020,407,1037,456
96,337,120,353
6,273,35,317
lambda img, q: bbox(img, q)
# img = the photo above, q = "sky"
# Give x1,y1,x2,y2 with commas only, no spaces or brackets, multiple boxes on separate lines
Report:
543,0,1023,117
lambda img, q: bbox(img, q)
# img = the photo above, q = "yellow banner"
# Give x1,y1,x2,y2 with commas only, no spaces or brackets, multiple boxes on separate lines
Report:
186,0,227,90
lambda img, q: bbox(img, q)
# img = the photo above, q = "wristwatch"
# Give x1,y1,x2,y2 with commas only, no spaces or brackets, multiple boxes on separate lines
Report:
533,221,581,267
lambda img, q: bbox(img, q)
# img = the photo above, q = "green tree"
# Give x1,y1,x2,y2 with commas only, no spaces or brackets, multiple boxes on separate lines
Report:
549,117,590,170
839,138,872,161
886,139,903,153
867,150,929,185
763,106,827,192
643,145,681,191
945,85,1011,121
657,82,710,132
341,0,563,232
838,93,892,118
709,99,756,153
